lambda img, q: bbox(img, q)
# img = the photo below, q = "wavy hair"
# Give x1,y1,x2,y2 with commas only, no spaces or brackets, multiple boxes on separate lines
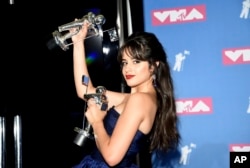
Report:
117,32,181,153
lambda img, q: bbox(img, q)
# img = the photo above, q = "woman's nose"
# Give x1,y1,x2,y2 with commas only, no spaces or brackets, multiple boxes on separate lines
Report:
123,64,132,72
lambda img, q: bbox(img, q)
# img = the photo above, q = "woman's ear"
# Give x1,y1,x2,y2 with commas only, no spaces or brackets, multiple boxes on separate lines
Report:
156,61,159,67
150,61,159,73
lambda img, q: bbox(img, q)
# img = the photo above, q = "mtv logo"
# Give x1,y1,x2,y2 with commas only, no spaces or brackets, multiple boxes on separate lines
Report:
223,47,250,65
230,144,250,152
152,4,206,25
176,97,213,115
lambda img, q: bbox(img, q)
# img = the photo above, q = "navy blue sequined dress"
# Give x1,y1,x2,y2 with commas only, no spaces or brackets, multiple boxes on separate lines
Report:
72,106,149,168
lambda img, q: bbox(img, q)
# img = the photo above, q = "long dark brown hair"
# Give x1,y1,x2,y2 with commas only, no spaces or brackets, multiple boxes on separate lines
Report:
117,32,181,153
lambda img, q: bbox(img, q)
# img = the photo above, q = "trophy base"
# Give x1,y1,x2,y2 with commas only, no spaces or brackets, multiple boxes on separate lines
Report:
73,127,94,147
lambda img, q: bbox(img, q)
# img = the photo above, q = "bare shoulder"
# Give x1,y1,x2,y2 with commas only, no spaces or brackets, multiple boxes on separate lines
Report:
124,92,157,134
126,92,157,112
128,92,155,103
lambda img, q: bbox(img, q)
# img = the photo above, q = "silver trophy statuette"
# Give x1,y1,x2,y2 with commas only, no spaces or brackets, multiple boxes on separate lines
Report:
73,86,108,147
48,12,106,51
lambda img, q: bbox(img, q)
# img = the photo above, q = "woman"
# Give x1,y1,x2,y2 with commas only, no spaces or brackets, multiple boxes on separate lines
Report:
71,21,180,168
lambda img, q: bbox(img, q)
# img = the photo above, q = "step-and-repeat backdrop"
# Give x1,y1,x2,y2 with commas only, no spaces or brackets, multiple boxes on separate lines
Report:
143,0,250,167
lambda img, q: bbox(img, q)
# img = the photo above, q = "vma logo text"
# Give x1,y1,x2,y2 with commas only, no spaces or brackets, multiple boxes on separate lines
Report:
223,47,250,65
176,97,213,115
152,4,206,25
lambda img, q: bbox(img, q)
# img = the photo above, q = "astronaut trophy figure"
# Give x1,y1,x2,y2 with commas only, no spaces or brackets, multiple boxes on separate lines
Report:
73,76,108,147
51,12,106,51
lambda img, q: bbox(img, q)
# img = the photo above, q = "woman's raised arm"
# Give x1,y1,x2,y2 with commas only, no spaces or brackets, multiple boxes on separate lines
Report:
72,21,96,99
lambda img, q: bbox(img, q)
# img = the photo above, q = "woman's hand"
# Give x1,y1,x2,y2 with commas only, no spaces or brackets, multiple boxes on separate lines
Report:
71,20,89,44
85,98,107,126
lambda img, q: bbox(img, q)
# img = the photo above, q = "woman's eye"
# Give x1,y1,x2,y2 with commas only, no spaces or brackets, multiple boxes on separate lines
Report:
121,62,127,66
133,60,140,64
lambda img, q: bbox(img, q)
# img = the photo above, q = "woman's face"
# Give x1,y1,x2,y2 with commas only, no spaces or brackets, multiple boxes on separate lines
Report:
121,51,153,88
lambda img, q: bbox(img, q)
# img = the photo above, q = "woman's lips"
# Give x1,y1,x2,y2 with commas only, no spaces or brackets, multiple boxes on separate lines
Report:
125,75,135,79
